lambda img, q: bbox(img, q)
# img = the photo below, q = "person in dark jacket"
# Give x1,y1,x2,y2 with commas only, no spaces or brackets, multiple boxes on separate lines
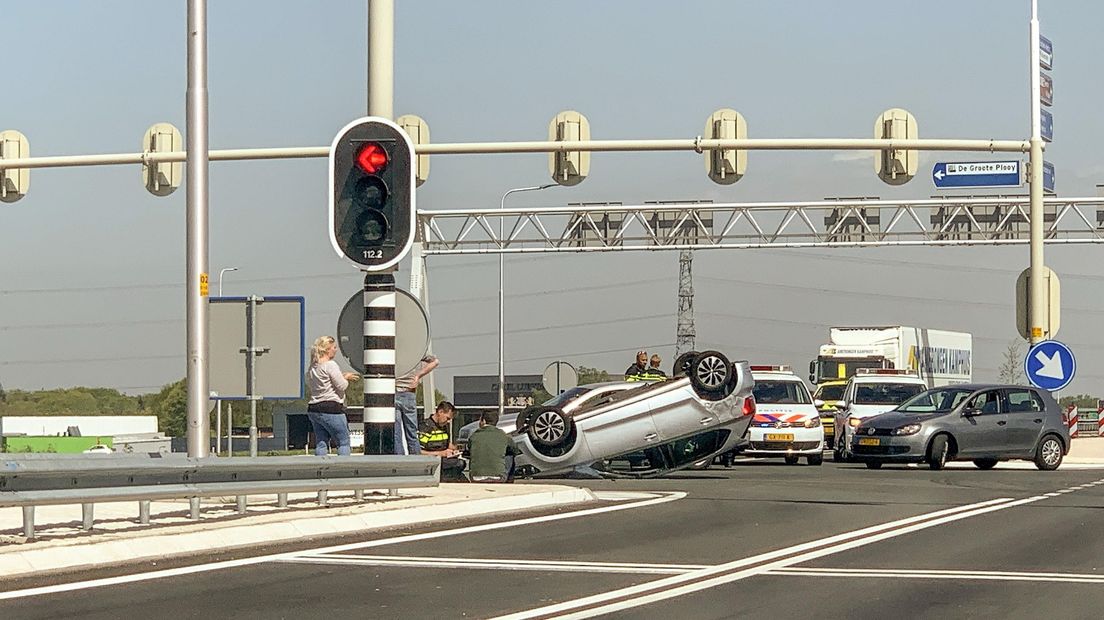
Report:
625,350,649,381
418,401,467,481
467,410,519,482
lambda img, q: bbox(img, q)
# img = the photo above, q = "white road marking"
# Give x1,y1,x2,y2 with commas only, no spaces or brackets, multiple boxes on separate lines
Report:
0,490,686,601
492,497,1024,620
278,554,707,575
768,567,1104,584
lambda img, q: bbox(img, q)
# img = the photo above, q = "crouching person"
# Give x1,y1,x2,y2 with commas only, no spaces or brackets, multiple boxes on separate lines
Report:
419,401,468,482
468,410,519,483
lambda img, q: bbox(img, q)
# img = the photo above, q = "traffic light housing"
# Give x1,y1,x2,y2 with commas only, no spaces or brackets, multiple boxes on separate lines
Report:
329,117,416,271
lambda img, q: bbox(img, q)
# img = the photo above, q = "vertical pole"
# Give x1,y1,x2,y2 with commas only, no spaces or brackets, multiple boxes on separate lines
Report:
247,296,259,457
22,506,34,539
227,402,233,457
367,0,394,120
1028,0,1046,344
139,500,151,525
498,213,505,418
185,0,210,457
363,272,397,454
675,250,696,358
82,503,94,531
410,240,437,414
215,399,221,455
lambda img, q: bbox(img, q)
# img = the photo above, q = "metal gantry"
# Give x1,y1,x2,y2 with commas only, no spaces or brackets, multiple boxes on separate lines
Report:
416,197,1104,254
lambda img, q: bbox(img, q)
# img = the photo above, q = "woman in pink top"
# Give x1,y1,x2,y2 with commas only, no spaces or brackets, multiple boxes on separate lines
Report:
306,336,359,456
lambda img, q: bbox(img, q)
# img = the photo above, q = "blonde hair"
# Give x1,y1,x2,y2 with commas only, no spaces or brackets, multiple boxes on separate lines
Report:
311,336,337,365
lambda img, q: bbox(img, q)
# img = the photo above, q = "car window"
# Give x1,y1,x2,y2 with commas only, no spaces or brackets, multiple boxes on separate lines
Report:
854,382,925,405
815,384,844,401
967,390,1003,415
753,379,811,404
1005,389,1045,413
543,386,591,407
898,387,973,413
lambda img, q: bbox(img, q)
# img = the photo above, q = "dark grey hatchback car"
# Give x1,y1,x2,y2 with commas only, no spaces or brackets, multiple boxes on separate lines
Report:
850,384,1069,471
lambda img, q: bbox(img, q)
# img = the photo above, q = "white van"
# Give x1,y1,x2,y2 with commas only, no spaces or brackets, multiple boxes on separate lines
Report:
834,369,927,462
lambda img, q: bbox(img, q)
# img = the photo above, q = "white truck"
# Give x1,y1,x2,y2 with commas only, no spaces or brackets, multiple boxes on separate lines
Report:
808,326,972,389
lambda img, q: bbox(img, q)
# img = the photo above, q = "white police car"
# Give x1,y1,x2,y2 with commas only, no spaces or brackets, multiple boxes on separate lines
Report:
743,365,824,465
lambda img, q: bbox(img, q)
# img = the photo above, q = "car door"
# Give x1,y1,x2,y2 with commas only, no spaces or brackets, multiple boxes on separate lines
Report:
1002,388,1048,456
955,389,1010,456
576,386,663,459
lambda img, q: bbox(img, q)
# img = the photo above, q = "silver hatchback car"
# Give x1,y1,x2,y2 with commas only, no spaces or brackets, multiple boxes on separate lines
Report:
850,384,1069,471
511,351,757,478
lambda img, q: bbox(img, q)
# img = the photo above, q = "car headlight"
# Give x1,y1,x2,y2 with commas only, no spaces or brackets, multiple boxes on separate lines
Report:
892,424,922,436
848,417,862,428
804,417,821,428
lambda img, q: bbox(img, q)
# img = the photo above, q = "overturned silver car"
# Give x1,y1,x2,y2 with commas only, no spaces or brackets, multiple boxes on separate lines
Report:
497,351,756,478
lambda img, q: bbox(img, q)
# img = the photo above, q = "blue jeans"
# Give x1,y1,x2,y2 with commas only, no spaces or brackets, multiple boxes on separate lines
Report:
307,411,351,456
394,391,420,455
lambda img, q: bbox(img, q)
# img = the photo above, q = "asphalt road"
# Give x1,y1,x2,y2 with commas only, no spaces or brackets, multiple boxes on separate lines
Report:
3,460,1103,619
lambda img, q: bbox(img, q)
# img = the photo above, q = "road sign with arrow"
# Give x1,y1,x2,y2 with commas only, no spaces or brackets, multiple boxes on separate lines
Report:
1024,340,1076,392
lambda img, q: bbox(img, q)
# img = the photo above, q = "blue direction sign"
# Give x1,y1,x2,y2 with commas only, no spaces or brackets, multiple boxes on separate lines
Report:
1043,161,1055,193
1025,340,1075,391
1039,36,1053,70
932,161,1022,189
1041,109,1053,142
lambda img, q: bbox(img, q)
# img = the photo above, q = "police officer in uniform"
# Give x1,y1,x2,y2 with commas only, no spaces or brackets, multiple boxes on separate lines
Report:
418,401,467,481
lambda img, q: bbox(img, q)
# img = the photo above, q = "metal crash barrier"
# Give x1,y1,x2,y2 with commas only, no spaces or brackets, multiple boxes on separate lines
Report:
0,454,440,538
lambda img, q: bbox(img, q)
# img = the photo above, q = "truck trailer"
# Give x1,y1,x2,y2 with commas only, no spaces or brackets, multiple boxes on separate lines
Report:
809,326,972,389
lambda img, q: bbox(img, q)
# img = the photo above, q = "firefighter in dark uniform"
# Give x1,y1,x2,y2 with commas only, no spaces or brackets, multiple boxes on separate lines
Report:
625,350,649,381
418,401,467,481
642,354,667,381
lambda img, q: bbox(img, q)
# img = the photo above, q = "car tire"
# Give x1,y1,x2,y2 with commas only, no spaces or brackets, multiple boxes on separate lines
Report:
1034,434,1064,471
973,458,998,470
864,461,882,469
526,406,574,449
928,434,950,471
688,350,732,400
672,351,698,378
784,455,799,465
807,453,823,466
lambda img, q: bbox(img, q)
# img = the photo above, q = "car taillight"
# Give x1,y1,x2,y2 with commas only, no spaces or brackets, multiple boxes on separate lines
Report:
742,397,756,416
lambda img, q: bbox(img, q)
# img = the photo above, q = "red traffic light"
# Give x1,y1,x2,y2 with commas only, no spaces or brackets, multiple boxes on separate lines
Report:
356,143,389,174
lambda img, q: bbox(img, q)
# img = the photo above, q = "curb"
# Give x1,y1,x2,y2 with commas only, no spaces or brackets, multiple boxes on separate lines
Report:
0,486,596,579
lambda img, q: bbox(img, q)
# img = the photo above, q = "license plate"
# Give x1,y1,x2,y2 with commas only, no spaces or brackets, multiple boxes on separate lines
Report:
858,437,880,446
765,433,794,441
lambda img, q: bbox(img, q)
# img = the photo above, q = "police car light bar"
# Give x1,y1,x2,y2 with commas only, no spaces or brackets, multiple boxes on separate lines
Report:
750,365,792,372
855,368,917,376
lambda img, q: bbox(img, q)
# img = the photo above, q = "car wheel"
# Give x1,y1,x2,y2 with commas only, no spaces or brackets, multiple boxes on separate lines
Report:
864,461,883,469
526,406,574,448
688,350,732,400
973,458,998,470
807,453,823,466
672,351,698,378
784,455,799,465
1034,434,1064,471
928,434,950,471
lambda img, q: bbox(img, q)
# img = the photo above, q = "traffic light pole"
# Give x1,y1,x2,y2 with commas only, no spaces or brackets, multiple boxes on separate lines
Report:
1027,0,1046,344
363,272,397,455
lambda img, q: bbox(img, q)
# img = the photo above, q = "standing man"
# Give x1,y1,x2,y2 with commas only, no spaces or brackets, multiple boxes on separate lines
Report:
645,354,667,380
624,350,649,381
468,410,519,482
395,354,439,455
418,401,467,481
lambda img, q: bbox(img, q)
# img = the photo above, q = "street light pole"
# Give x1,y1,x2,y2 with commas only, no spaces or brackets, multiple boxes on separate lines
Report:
217,266,238,297
498,184,556,417
214,266,237,455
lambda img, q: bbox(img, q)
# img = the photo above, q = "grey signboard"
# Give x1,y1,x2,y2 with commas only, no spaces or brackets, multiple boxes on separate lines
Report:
209,296,305,400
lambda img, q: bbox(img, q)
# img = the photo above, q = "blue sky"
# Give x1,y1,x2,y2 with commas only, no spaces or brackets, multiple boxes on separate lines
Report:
3,0,1104,397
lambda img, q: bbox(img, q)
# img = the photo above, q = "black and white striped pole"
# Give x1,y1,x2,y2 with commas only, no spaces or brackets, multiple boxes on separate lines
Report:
363,272,397,453
329,117,417,455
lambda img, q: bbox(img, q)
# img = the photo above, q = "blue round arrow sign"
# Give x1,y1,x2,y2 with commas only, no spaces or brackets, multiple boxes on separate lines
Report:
1024,340,1076,392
